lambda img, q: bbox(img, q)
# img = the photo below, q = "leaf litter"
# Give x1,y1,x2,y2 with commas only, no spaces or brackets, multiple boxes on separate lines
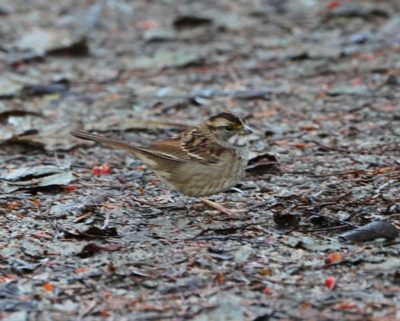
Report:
0,0,400,320
0,165,74,193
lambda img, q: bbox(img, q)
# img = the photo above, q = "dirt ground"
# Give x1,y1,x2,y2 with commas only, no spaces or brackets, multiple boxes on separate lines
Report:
1,0,400,320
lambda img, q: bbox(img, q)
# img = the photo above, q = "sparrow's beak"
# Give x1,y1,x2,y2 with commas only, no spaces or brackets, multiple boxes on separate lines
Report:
241,124,254,135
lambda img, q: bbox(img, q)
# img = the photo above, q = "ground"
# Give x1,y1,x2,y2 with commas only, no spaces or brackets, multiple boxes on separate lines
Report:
1,0,400,320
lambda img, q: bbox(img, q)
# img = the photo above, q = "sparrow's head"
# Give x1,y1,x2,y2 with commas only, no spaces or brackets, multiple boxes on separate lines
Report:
205,112,253,148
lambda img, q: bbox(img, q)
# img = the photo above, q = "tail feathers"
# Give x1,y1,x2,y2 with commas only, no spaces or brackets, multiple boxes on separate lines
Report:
71,130,186,165
71,130,139,153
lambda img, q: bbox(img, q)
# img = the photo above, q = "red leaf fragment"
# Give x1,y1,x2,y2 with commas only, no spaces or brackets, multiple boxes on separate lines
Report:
107,263,117,273
75,267,90,274
325,252,343,265
136,20,159,30
6,201,21,210
335,301,364,313
64,185,78,192
0,274,18,283
100,309,111,317
337,302,357,310
32,199,41,207
325,276,337,290
135,165,147,171
326,0,341,10
262,287,272,295
31,230,53,240
92,163,111,176
294,143,307,149
42,282,54,292
214,273,225,284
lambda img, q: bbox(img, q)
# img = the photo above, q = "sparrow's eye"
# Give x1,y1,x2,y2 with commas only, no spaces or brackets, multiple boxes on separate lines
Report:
224,126,234,132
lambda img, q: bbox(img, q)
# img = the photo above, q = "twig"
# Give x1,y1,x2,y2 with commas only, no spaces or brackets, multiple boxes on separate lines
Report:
298,226,350,233
295,192,351,210
308,169,367,178
199,197,245,217
309,140,351,153
77,299,97,321
189,235,270,246
101,211,111,229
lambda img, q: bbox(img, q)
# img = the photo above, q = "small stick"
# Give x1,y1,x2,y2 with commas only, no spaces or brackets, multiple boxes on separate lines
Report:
199,197,244,217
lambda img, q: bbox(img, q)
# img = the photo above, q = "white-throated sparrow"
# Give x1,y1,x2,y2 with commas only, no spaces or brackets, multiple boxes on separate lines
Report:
71,112,253,211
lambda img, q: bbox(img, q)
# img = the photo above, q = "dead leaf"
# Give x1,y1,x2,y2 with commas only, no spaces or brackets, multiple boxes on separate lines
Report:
173,15,213,30
273,213,301,229
0,110,43,119
0,77,25,98
77,243,125,258
124,50,203,70
14,124,92,151
247,153,281,175
20,83,69,97
326,86,371,96
143,28,176,42
15,28,89,56
339,221,399,243
63,226,118,240
50,194,107,218
0,165,74,192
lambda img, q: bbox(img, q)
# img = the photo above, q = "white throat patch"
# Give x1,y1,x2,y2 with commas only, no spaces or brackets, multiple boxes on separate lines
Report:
228,134,248,147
